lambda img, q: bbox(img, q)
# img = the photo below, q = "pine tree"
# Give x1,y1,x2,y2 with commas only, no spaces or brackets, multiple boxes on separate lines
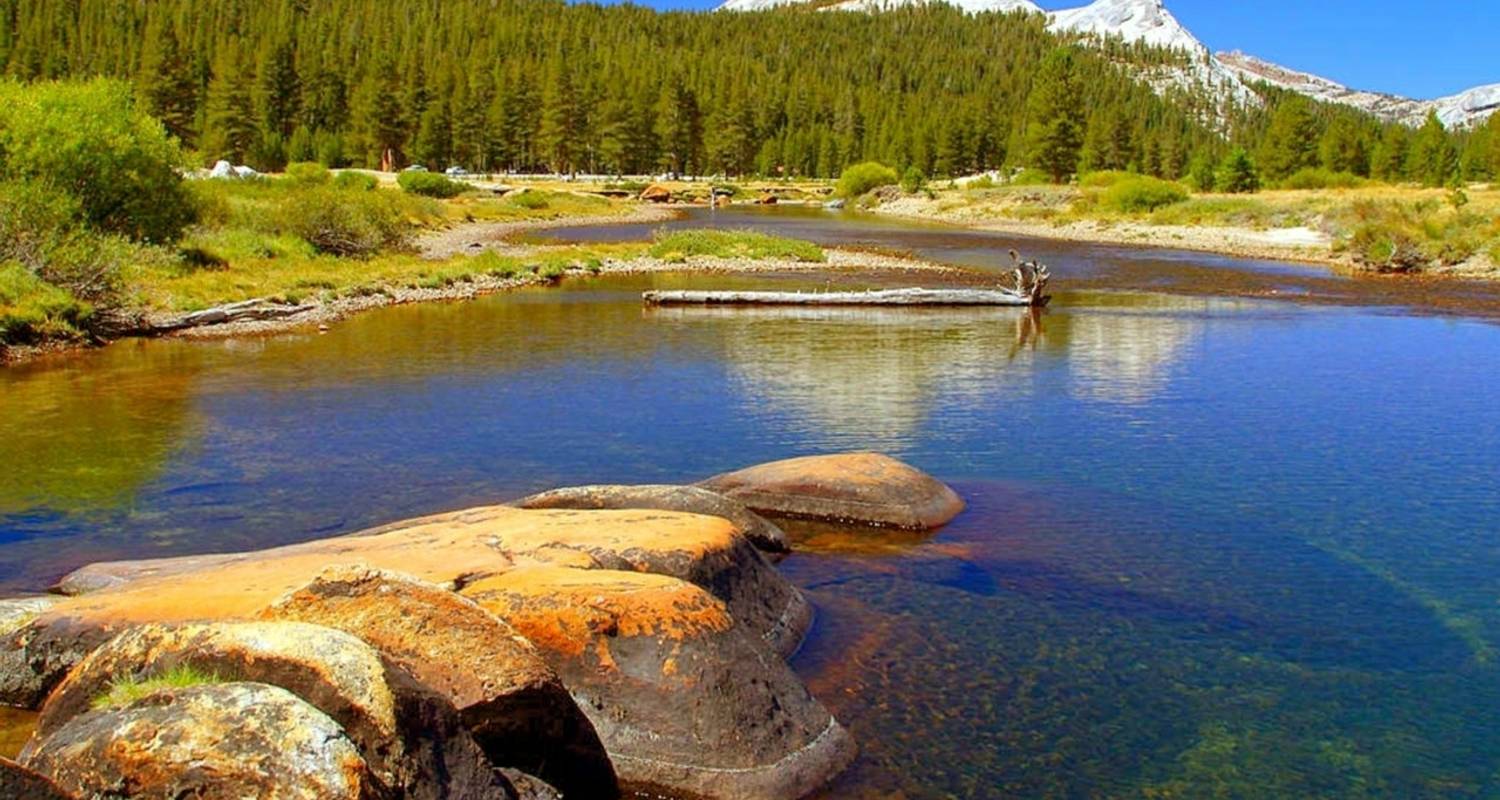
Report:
1258,97,1321,181
656,78,701,178
1216,147,1259,194
255,40,300,139
537,61,582,175
1022,47,1084,183
1410,110,1458,188
1372,125,1410,182
200,40,259,163
1319,116,1368,176
410,102,452,168
137,21,197,144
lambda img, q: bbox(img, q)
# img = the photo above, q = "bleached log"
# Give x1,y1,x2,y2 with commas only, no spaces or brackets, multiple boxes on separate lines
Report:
643,287,1049,307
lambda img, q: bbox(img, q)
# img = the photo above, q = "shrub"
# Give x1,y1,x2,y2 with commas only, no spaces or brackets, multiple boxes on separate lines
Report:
1332,199,1492,272
397,170,466,198
1101,176,1189,213
0,79,195,243
333,171,379,192
0,180,139,309
0,260,92,343
1187,153,1219,192
280,186,411,257
508,190,551,210
283,161,332,186
1216,149,1261,194
1009,168,1053,186
1278,168,1366,190
648,229,825,263
1079,170,1135,189
835,162,899,199
901,167,927,193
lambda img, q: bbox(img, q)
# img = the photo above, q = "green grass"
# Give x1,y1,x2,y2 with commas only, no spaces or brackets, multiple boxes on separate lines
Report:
647,229,825,263
450,190,617,223
0,262,93,343
1327,199,1499,272
91,664,224,710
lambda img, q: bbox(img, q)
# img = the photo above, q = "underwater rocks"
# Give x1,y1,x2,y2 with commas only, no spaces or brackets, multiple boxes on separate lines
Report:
700,451,966,530
514,484,791,554
0,453,963,800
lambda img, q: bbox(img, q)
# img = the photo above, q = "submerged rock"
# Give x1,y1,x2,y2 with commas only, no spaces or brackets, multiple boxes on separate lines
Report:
514,484,790,553
24,682,371,800
463,566,856,800
261,566,617,799
0,757,71,800
699,452,965,530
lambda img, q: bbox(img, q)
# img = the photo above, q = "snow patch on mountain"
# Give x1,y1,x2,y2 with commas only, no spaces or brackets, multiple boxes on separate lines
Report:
827,0,1039,13
1047,0,1198,54
1219,51,1499,128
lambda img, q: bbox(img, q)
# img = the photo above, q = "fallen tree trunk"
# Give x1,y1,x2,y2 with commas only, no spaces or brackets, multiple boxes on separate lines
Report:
643,287,1049,307
152,298,318,332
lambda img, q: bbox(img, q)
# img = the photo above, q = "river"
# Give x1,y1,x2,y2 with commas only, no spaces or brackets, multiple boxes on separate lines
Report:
3,207,1499,796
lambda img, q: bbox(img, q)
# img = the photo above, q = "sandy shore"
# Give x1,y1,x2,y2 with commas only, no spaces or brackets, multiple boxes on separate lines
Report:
418,205,680,259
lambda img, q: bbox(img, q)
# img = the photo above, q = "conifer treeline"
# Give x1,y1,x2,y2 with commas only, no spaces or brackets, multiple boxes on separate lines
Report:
0,0,1229,177
2,0,1487,181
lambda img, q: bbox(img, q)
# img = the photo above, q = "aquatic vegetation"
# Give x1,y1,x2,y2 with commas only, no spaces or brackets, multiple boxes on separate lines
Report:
648,229,825,263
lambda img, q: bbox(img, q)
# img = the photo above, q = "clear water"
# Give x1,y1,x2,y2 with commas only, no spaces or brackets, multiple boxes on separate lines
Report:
3,211,1499,797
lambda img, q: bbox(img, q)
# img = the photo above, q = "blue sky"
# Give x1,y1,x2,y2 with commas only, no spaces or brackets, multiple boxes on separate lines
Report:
620,0,1498,99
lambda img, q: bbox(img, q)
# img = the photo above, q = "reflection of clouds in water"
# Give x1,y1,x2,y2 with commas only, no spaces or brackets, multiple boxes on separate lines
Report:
671,306,1045,451
1065,297,1220,405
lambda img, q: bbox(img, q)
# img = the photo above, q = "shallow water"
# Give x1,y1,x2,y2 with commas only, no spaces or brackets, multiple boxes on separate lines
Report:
3,210,1500,796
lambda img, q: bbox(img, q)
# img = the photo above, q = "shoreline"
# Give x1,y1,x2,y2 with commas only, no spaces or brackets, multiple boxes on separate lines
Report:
418,204,681,259
0,245,963,367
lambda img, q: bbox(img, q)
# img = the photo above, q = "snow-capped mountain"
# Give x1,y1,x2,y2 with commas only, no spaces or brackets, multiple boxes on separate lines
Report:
1220,51,1500,128
716,0,1497,127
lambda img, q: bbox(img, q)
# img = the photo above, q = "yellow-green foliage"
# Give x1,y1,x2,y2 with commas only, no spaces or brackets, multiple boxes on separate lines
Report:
836,162,899,199
1100,176,1188,213
0,261,93,343
1278,168,1368,191
92,665,224,710
648,229,825,263
1330,199,1498,272
1148,196,1311,229
1078,170,1135,189
451,191,615,223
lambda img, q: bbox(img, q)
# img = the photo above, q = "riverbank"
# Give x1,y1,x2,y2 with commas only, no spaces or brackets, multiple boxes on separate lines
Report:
868,182,1500,279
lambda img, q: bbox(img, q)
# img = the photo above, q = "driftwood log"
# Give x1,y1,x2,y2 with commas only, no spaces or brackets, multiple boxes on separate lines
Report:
154,299,318,332
643,287,1048,307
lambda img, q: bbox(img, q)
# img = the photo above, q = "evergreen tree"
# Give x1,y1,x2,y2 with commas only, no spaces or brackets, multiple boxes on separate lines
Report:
255,40,300,139
1258,97,1321,181
1187,150,1218,191
656,77,702,177
537,61,582,175
1319,116,1368,176
137,21,197,144
1022,47,1085,183
1216,147,1259,193
1410,110,1458,187
200,40,259,163
1372,125,1410,182
411,102,452,168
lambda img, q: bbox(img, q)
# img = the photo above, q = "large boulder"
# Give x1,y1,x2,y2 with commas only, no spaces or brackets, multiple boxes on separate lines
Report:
0,758,72,800
31,620,510,800
260,566,617,799
0,598,62,708
23,682,371,800
513,484,790,553
462,566,856,800
639,183,673,203
699,452,965,530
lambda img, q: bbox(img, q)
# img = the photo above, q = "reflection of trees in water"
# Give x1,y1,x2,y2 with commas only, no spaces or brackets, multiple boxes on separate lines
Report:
0,352,200,515
680,306,1049,450
1061,297,1216,406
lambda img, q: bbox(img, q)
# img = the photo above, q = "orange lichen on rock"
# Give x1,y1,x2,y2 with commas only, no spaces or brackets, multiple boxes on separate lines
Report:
461,567,733,661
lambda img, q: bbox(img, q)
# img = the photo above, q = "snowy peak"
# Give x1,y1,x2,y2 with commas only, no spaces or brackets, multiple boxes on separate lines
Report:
1220,50,1500,128
718,0,1040,13
1048,0,1204,56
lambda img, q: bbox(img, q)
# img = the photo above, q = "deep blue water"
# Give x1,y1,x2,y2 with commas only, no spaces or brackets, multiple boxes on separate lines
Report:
3,211,1499,796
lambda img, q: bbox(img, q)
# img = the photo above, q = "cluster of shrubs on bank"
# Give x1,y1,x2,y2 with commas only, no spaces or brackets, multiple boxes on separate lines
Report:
0,80,488,347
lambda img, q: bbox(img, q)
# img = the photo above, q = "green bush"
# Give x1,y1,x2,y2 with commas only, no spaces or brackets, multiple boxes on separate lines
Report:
1101,176,1189,213
835,162,899,199
333,171,379,191
508,190,551,210
397,170,466,198
283,161,332,186
1079,170,1135,189
0,260,92,343
280,186,411,257
648,229,825,263
900,167,927,193
1278,168,1366,190
1009,168,1053,186
0,180,140,309
0,79,195,243
1333,199,1492,272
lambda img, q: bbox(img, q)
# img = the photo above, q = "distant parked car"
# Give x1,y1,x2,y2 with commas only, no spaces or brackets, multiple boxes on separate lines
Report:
444,165,469,177
403,164,428,172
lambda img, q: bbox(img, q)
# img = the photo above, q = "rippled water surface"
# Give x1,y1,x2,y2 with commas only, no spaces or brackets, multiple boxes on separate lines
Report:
3,210,1499,797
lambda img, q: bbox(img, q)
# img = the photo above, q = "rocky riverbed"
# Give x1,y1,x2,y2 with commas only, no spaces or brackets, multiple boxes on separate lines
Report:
0,452,964,800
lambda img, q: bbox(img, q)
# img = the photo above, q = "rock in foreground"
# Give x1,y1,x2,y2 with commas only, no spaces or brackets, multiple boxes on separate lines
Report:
514,484,790,553
0,758,71,800
24,683,372,800
699,452,965,530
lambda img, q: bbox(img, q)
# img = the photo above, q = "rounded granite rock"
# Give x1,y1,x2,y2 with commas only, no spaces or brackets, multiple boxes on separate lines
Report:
698,452,965,530
513,484,790,553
